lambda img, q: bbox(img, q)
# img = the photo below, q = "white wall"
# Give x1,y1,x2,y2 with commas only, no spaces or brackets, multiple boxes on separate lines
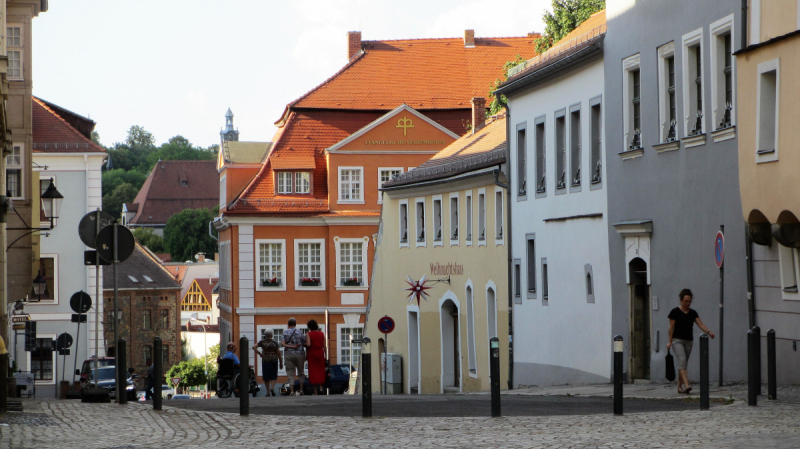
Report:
508,59,613,386
181,330,221,360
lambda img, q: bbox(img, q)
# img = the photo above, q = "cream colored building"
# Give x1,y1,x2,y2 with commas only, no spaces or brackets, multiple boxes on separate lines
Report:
366,103,509,394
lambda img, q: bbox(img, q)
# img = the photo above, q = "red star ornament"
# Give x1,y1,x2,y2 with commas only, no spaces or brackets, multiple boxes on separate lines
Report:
405,275,432,306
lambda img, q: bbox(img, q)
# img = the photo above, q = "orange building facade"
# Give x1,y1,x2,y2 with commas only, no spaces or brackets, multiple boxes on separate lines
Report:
214,31,539,387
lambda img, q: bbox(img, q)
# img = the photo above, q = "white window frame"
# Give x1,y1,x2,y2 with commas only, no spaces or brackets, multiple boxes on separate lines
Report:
449,192,459,246
778,244,800,301
415,197,426,248
432,194,443,247
494,187,504,245
219,175,227,208
255,239,287,292
485,282,499,375
33,253,58,304
622,54,642,154
338,166,364,204
7,25,22,80
377,167,403,204
477,189,486,246
399,199,410,248
657,42,677,143
219,240,232,289
294,171,311,194
710,15,736,132
276,172,293,194
334,236,369,290
465,280,477,378
465,191,473,246
6,143,24,199
681,28,705,138
294,239,325,291
27,333,56,385
337,324,365,368
755,58,780,163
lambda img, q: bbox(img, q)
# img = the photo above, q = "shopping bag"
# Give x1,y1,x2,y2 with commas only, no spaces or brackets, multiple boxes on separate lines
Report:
665,348,676,381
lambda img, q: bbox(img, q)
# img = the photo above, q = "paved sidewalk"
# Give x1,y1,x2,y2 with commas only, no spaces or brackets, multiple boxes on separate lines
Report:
0,389,798,448
500,381,755,402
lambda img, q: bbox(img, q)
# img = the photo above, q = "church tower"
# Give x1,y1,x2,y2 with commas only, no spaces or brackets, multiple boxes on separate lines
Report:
220,108,239,148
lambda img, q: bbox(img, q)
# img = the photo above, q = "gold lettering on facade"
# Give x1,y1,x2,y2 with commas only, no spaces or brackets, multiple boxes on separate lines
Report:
430,262,464,276
396,116,414,136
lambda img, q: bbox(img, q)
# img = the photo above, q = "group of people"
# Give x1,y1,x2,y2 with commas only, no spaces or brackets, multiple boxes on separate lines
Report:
252,317,327,396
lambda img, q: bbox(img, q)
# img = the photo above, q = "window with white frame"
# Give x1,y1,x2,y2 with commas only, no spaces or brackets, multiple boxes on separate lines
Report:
416,199,426,244
779,244,799,296
433,197,442,242
513,261,521,298
465,285,477,374
555,112,566,190
339,241,364,286
535,119,546,194
378,168,403,203
295,172,311,194
450,195,459,242
542,258,549,303
516,124,527,196
339,167,363,202
622,54,642,151
257,240,284,288
7,26,22,79
399,201,409,245
658,42,678,142
219,240,232,289
296,240,324,288
29,336,55,383
590,99,602,184
569,107,581,187
711,15,735,131
32,255,57,301
6,144,23,199
220,175,227,207
465,192,473,243
478,192,486,242
494,190,503,241
682,29,704,137
339,327,363,367
756,58,779,162
526,234,536,296
277,172,293,194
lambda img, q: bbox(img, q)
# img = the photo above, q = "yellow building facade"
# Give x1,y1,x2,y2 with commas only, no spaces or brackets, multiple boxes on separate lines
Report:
366,108,509,394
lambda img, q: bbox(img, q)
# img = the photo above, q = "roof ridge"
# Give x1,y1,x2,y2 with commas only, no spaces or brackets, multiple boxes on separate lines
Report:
32,97,106,153
138,242,181,284
362,35,534,44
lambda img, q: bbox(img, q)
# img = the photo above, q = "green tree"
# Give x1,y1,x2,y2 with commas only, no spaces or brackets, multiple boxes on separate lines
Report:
126,125,157,151
132,227,165,253
91,130,101,146
166,358,208,390
102,168,148,197
102,182,139,219
163,207,219,262
488,55,527,115
534,0,605,53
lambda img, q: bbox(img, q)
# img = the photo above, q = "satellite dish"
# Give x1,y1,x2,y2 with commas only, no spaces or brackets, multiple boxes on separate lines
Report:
78,211,115,249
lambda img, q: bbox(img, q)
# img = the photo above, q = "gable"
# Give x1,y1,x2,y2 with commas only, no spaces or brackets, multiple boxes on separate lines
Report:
181,280,212,312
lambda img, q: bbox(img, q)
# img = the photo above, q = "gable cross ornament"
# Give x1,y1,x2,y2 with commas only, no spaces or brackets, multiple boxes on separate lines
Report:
396,116,414,136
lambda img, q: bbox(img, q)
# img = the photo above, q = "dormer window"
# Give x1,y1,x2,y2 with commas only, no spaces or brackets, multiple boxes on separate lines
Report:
277,171,311,194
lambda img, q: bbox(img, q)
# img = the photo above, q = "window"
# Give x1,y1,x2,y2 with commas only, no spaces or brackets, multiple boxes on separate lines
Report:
526,234,536,296
339,167,363,202
30,338,53,382
622,53,642,153
339,242,364,286
399,201,409,245
535,119,546,194
416,199,426,245
569,107,581,188
657,42,677,143
450,195,459,242
478,191,486,243
340,327,363,367
160,309,169,329
465,285,477,374
378,168,403,203
711,15,735,132
257,240,285,289
516,125,527,196
433,196,442,243
542,258,549,303
721,34,732,127
585,264,595,303
682,29,704,138
756,58,779,162
277,171,311,194
555,112,566,190
143,310,152,330
32,255,56,301
6,144,23,198
294,172,310,194
143,345,152,363
219,240,232,289
590,99,602,185
465,192,473,243
779,245,799,295
513,262,521,298
631,69,642,147
277,172,293,194
296,240,324,288
7,26,21,79
495,190,503,241
220,175,226,207
106,310,116,332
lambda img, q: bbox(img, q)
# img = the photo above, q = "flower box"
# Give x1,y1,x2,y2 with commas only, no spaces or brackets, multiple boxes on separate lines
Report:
342,278,362,287
261,278,281,287
300,278,321,287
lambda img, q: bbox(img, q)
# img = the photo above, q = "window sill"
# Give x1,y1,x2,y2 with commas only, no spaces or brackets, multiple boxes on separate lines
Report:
415,240,427,248
682,133,706,149
465,240,473,247
433,240,443,247
468,370,478,379
335,286,369,291
256,286,287,292
756,149,778,164
449,240,459,247
296,285,325,291
337,200,365,205
711,126,736,143
527,291,537,300
478,239,487,247
399,241,410,248
495,239,504,246
619,147,643,160
654,141,679,154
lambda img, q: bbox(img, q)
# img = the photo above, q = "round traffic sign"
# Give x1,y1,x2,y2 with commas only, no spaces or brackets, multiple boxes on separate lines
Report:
96,224,136,263
378,316,395,334
70,291,92,314
56,333,73,350
78,210,115,249
715,231,725,268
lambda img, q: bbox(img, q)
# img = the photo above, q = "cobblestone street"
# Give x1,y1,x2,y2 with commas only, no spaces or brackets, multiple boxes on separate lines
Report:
1,388,799,448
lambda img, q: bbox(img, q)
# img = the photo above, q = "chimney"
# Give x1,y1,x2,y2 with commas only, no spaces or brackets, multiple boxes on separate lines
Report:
215,252,219,261
209,276,212,285
197,253,205,263
464,30,475,48
347,31,362,60
471,97,486,133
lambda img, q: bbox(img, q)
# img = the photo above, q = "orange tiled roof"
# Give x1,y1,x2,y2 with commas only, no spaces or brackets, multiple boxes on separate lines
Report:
32,97,105,153
560,10,605,43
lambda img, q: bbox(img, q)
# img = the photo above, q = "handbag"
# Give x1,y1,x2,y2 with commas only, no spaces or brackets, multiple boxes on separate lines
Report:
665,348,676,381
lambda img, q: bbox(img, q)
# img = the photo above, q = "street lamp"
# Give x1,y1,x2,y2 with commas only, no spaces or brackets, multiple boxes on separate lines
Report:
40,178,64,230
31,273,47,302
187,315,208,398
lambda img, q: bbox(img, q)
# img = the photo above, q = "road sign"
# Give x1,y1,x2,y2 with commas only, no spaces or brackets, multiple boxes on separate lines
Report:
78,210,115,248
172,377,181,387
715,231,725,268
71,314,87,323
84,250,111,266
56,332,73,351
378,316,395,334
96,224,135,263
70,291,92,314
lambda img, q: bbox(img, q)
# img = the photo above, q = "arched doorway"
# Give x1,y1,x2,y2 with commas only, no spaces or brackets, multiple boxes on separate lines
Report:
629,257,650,381
440,298,460,391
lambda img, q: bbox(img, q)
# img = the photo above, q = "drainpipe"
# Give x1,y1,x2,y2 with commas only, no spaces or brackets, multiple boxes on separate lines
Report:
746,228,756,329
501,100,514,390
741,0,748,50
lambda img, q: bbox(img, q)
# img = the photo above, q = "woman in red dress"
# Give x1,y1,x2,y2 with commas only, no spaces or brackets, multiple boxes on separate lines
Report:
304,319,326,395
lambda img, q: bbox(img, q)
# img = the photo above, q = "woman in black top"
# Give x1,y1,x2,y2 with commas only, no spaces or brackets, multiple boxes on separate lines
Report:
666,289,715,393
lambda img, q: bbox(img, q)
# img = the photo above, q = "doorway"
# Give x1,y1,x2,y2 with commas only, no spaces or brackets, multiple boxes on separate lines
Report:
440,299,460,390
629,258,651,381
408,310,420,394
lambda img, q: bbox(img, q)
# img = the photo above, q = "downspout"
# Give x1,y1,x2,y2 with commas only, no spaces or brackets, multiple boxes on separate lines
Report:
746,229,756,329
741,0,748,50
501,98,514,390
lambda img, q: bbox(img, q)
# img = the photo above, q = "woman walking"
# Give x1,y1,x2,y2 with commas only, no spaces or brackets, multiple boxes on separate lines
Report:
304,320,327,395
253,331,282,397
667,288,715,394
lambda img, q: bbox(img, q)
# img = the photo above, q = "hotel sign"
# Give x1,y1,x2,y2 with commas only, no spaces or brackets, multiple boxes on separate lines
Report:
430,262,464,276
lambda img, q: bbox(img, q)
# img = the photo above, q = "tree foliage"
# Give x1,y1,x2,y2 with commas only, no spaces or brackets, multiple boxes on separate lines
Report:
534,0,605,53
163,207,220,262
102,182,139,219
488,55,527,115
132,227,165,253
166,358,208,389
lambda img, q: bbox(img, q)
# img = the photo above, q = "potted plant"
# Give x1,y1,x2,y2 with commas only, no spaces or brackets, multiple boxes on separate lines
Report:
300,277,320,286
343,277,361,287
261,277,281,287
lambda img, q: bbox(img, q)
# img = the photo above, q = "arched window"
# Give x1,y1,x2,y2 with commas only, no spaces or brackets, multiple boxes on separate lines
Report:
466,285,477,374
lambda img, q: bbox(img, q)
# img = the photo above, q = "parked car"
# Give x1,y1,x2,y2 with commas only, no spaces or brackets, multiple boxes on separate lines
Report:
160,384,175,400
75,357,115,387
84,366,137,401
279,364,350,396
171,394,191,400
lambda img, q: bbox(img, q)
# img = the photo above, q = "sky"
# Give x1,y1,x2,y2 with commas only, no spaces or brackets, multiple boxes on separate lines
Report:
32,1,549,148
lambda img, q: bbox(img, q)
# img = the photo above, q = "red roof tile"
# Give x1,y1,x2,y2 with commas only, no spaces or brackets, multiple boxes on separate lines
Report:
32,97,105,153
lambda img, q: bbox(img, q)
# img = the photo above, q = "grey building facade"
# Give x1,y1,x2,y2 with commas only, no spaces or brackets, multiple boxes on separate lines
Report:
604,0,748,383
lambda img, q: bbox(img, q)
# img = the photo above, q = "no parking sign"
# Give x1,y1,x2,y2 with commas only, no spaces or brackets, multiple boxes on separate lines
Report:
715,231,725,268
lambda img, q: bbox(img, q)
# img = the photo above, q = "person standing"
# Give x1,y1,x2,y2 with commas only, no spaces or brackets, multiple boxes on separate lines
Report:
281,318,306,396
666,289,715,394
304,320,326,395
253,330,282,397
144,359,154,400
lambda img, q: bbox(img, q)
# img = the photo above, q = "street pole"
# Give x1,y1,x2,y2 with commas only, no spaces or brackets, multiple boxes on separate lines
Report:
700,333,709,411
613,335,623,416
747,328,757,406
754,325,761,395
239,336,249,416
719,225,724,387
153,337,162,411
94,209,100,387
361,337,371,418
490,337,501,417
767,329,776,400
113,222,120,402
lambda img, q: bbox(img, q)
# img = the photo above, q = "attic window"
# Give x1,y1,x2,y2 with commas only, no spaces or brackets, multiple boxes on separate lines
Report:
179,170,188,186
143,275,154,283
127,275,139,283
181,180,188,187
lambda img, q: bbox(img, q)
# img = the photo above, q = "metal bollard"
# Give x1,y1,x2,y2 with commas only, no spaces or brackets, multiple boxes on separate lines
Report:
753,326,761,395
613,335,623,416
0,352,8,412
117,338,127,404
239,336,249,416
361,337,372,418
767,329,777,400
153,337,162,411
490,337,501,417
747,329,757,406
699,334,709,410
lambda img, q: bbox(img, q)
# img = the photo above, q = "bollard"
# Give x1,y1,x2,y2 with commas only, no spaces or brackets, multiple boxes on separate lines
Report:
0,352,8,413
699,334,709,411
490,337,501,417
361,337,372,418
153,337,162,411
613,335,623,416
239,336,249,416
753,326,761,395
747,329,757,406
117,339,127,404
767,329,776,400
